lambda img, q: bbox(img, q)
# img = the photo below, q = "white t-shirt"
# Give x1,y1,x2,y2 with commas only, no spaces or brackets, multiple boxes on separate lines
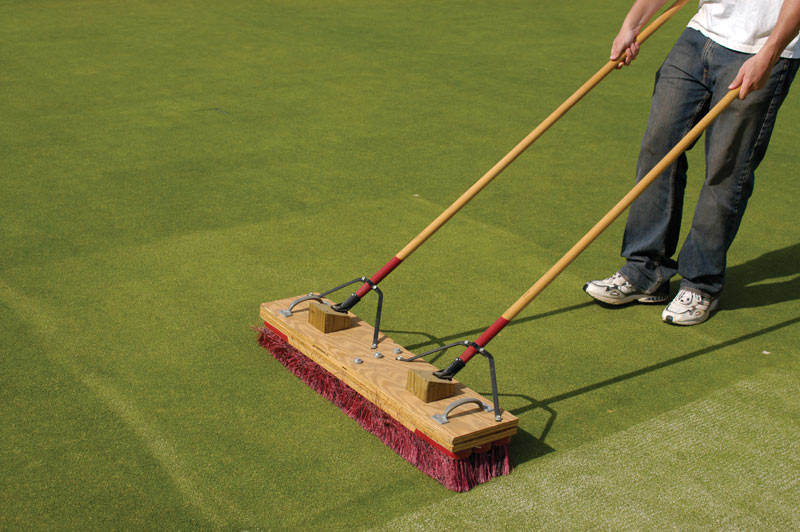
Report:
687,0,800,58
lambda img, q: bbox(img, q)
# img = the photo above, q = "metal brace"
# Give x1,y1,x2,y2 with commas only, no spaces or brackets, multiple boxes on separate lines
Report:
280,277,385,349
394,340,470,362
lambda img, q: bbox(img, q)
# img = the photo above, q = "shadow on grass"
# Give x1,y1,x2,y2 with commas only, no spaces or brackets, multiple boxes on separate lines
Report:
381,301,594,361
591,243,800,312
723,242,800,310
501,394,558,466
522,315,799,413
508,425,557,466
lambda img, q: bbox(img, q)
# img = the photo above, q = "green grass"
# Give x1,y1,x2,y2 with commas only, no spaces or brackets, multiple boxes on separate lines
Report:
2,1,798,530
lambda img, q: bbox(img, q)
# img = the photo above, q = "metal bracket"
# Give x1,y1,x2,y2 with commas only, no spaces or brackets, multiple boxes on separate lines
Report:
394,340,470,362
280,293,324,317
474,344,503,422
433,397,493,424
280,277,385,348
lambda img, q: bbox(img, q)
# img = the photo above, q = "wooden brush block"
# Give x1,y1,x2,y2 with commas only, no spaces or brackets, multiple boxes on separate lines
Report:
308,301,352,333
406,369,456,403
261,296,518,456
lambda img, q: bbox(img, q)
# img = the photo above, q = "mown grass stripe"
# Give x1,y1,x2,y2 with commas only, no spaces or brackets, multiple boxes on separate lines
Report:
373,368,800,531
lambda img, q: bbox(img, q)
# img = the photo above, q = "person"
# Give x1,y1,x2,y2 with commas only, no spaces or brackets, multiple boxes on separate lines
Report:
584,0,800,325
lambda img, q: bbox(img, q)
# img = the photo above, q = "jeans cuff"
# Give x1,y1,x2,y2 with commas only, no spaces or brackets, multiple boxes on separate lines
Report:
619,264,665,295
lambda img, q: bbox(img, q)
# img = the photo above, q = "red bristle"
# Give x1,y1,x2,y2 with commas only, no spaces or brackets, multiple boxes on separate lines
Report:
256,326,512,492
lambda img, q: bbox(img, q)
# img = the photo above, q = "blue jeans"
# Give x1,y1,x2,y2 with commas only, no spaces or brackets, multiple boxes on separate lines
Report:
619,28,799,297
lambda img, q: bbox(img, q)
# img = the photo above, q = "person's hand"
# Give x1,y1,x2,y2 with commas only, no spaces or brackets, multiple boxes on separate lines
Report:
728,52,775,99
611,27,640,68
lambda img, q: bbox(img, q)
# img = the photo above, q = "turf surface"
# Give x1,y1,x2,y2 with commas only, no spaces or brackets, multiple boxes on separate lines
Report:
2,1,798,530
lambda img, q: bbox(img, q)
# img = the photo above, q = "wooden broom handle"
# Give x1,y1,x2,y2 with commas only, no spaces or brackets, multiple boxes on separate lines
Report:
395,0,691,261
501,88,740,322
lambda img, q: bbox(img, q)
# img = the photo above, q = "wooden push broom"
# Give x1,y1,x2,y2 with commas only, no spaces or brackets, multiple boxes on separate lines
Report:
258,88,740,491
257,2,700,492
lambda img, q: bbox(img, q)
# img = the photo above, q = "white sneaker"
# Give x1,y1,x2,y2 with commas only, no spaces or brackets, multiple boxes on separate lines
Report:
584,271,669,305
662,289,719,326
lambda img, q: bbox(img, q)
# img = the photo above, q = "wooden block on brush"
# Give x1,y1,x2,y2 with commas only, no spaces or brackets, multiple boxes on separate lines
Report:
308,301,352,333
406,368,456,403
261,296,518,457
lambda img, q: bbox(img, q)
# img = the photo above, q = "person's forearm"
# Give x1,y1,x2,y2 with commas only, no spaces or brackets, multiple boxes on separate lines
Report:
619,0,672,35
759,0,800,63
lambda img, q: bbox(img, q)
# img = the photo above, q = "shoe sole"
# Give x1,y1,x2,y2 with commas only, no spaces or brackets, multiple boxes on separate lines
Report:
636,294,669,304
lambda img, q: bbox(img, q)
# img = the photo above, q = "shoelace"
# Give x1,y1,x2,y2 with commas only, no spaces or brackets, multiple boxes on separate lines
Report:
608,273,630,289
676,290,701,306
